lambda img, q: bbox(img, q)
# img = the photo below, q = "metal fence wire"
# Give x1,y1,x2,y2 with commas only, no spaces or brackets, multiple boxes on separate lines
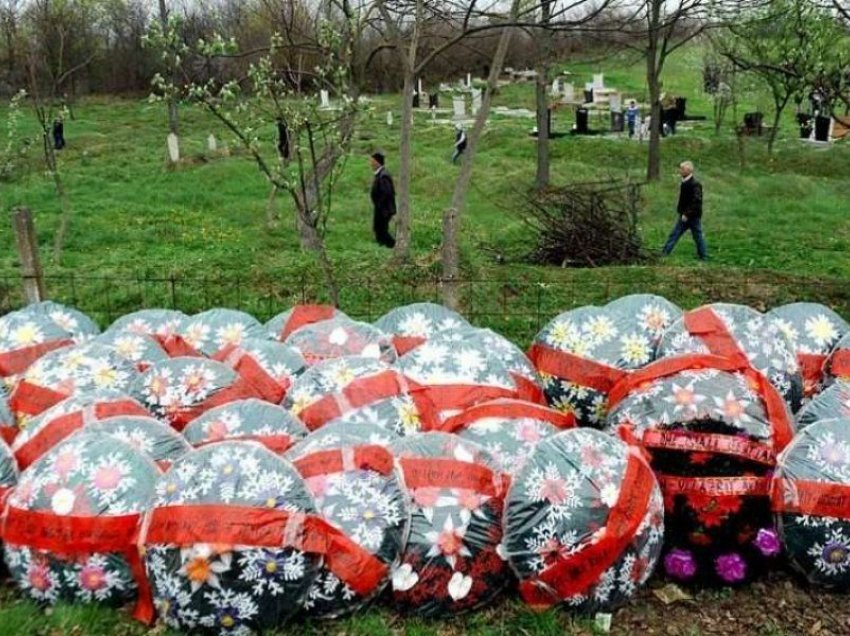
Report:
2,268,850,345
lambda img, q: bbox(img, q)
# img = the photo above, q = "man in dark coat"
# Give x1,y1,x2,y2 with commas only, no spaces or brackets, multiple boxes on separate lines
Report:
662,160,707,260
369,152,396,248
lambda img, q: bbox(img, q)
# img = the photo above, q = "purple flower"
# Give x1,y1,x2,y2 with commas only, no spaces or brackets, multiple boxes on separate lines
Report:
715,553,747,583
664,548,696,581
753,527,781,557
822,542,849,565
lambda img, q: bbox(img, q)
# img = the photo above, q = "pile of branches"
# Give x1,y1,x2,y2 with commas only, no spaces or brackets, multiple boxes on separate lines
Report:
523,180,645,267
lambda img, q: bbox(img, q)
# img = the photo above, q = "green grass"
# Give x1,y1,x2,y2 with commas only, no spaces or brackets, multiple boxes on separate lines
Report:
2,42,850,345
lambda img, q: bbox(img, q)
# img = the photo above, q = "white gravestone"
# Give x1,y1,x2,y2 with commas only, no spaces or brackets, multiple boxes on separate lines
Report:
207,134,217,152
467,73,472,88
166,133,180,163
593,73,605,90
562,83,575,102
387,111,393,126
609,93,622,113
551,78,561,97
418,78,423,95
453,96,466,119
471,89,482,114
320,90,330,109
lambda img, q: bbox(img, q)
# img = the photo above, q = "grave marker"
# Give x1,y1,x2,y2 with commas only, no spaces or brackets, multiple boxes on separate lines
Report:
167,132,180,163
207,134,217,152
472,89,482,114
593,73,604,90
453,96,466,119
320,90,330,109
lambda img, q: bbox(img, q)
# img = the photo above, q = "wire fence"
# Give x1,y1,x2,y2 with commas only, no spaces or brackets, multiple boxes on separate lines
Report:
3,268,850,344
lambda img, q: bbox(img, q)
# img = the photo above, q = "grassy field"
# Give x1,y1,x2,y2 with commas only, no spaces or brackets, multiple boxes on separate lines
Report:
0,43,849,342
1,43,850,634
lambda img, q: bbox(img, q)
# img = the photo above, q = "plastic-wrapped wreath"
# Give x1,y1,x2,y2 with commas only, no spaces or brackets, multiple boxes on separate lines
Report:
503,428,664,612
266,305,344,343
179,309,267,357
10,390,150,471
284,356,438,436
605,361,794,586
656,303,803,412
767,303,849,397
93,330,170,373
822,333,850,389
183,398,309,455
772,417,850,590
287,440,410,618
0,311,76,384
389,432,510,617
212,338,306,404
16,301,99,340
139,442,374,633
374,303,470,356
795,381,850,431
530,294,682,427
130,358,263,431
1,432,158,620
105,309,188,340
443,398,575,473
284,317,397,366
9,342,141,423
1,386,17,445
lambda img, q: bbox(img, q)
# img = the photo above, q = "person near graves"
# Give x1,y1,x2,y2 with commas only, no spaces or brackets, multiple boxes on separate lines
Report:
626,100,640,138
661,93,678,137
369,152,396,248
662,161,707,261
451,125,468,164
276,117,290,160
52,116,65,150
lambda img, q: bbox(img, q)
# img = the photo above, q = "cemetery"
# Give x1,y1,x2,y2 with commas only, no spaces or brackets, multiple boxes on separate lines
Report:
1,1,850,635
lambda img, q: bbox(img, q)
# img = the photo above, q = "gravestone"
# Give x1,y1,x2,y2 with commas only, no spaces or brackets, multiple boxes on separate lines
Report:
562,83,575,103
387,111,394,127
584,82,594,104
467,73,472,88
428,93,439,109
453,96,466,119
551,78,561,97
412,92,420,108
418,78,423,96
593,73,604,90
207,134,217,153
166,133,180,163
471,89,482,114
320,90,330,109
609,93,622,113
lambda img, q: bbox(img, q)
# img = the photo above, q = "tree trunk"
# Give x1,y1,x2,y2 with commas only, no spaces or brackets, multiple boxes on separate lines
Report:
393,72,414,259
534,1,553,190
158,0,179,135
441,2,518,309
646,64,662,181
266,184,279,229
767,100,786,154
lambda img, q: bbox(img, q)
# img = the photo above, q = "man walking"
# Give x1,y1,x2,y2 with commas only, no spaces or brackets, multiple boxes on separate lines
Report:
369,152,396,248
662,161,707,260
451,125,467,164
626,100,640,138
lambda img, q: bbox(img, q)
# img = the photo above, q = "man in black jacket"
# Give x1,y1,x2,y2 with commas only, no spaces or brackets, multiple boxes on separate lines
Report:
369,152,396,248
662,160,707,260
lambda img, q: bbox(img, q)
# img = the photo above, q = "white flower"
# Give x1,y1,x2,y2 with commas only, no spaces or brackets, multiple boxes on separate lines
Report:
447,572,473,600
599,483,619,508
391,563,419,591
10,322,44,347
619,333,651,366
361,343,381,359
51,488,76,515
805,315,839,349
328,327,349,346
584,315,617,343
398,313,433,337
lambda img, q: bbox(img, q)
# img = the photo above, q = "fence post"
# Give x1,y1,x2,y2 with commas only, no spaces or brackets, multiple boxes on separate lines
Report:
11,207,45,303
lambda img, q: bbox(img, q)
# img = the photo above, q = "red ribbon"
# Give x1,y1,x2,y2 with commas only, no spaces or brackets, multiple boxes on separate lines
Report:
9,380,69,418
0,339,73,377
656,474,770,498
441,398,576,433
293,445,394,478
392,336,426,357
140,504,387,597
528,343,627,394
511,373,547,406
14,399,150,470
152,334,204,359
771,478,850,519
297,370,439,432
279,305,337,341
213,344,289,404
519,450,655,607
398,457,508,497
168,376,263,432
828,349,850,379
1,426,17,445
798,353,827,397
0,507,154,624
421,384,518,416
193,434,294,455
635,429,776,466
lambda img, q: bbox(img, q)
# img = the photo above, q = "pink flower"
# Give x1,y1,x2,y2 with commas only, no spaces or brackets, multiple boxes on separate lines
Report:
539,478,568,505
28,563,52,592
517,421,542,443
54,450,78,479
457,489,481,511
79,564,107,591
93,465,122,490
412,487,440,508
306,475,328,498
753,528,781,557
206,420,229,441
715,553,747,583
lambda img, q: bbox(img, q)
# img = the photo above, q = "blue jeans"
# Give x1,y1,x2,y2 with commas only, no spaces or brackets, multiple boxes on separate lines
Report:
663,216,707,259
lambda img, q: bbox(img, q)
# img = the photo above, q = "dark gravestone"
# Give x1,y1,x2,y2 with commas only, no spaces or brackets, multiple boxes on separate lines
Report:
675,97,687,120
815,115,831,142
611,111,625,133
412,92,420,108
428,93,439,109
584,88,594,104
576,108,589,134
744,112,763,136
52,119,65,150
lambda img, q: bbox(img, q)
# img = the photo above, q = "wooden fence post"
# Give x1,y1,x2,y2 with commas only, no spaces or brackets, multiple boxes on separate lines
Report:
11,207,45,303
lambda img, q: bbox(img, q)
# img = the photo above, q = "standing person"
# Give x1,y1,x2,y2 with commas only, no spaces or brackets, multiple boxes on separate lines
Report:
369,152,396,248
52,116,65,150
626,100,640,138
662,161,707,261
451,125,467,164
